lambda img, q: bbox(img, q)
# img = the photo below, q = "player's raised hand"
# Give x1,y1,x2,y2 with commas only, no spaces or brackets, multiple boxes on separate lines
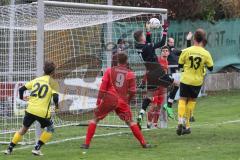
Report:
145,21,151,32
162,20,170,32
186,32,193,40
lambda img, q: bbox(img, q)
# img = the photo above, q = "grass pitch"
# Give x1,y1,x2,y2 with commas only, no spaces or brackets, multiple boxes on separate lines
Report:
1,90,240,160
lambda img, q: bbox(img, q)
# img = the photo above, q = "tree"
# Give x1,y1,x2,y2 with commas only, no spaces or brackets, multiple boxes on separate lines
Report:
0,0,10,5
113,0,240,21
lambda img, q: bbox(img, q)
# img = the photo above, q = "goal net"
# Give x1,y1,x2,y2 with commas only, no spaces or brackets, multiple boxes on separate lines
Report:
0,1,167,144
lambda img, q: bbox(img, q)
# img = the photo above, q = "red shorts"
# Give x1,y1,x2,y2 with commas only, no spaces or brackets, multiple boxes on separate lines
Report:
152,87,166,106
152,95,164,106
94,94,132,122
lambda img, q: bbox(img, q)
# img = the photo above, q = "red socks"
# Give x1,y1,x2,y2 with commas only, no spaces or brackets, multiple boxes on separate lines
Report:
147,111,154,123
153,111,160,124
130,124,146,146
85,121,146,147
85,121,97,145
86,121,147,147
148,109,160,124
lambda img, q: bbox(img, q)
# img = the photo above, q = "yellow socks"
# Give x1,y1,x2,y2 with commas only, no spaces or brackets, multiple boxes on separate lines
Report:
185,104,191,128
12,132,22,145
187,101,196,116
178,99,187,124
39,131,52,144
186,101,197,128
190,101,196,117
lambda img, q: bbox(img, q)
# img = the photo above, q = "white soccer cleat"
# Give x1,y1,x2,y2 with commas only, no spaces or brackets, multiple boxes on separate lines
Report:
32,149,44,156
4,149,12,155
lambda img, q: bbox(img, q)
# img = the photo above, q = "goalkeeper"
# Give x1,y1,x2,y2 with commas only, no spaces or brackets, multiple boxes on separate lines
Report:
146,46,169,128
134,21,178,127
4,61,59,156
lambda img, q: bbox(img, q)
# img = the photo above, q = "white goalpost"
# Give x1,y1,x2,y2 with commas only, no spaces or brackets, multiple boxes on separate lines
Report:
0,1,168,144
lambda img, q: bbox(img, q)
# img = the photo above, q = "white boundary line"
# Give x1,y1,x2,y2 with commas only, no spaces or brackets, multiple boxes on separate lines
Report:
1,119,240,152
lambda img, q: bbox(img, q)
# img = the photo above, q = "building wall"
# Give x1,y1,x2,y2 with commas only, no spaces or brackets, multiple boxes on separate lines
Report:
204,72,240,91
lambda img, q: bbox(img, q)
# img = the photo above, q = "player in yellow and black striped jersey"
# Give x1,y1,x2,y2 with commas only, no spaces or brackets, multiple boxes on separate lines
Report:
4,61,59,156
177,28,214,136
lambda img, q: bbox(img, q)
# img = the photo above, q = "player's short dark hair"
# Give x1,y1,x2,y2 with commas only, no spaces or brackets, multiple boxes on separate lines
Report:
133,30,143,42
44,61,56,75
117,52,128,65
194,28,207,43
161,45,170,51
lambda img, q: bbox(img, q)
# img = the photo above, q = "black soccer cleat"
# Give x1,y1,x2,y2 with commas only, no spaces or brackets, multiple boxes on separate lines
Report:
182,128,191,135
176,124,184,136
4,148,12,155
4,146,14,155
80,144,89,149
190,116,195,122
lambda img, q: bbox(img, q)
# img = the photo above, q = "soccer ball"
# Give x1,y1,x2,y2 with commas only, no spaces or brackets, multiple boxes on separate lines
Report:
149,18,161,29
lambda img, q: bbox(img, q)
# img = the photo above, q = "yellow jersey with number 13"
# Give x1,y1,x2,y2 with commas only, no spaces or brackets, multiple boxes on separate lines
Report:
179,46,214,86
25,75,59,118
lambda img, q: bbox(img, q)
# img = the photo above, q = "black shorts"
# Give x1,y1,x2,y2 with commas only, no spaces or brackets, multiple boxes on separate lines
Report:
23,112,53,128
146,69,174,88
180,83,202,98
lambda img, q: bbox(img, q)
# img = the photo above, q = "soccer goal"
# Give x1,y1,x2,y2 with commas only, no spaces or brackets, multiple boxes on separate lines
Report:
0,1,167,144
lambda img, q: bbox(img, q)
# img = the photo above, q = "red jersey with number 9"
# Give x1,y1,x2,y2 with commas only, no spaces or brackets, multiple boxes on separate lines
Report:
101,65,136,103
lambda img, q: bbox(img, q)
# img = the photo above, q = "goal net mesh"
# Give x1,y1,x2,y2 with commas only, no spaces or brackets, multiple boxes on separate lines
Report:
0,3,166,144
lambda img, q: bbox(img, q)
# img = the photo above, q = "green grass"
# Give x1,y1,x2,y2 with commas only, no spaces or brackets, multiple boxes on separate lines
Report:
1,90,240,160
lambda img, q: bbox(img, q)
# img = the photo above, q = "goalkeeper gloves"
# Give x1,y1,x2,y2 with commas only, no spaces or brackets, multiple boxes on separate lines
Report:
162,20,170,32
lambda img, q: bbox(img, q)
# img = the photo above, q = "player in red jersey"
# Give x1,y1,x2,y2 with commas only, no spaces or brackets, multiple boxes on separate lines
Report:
81,52,151,149
147,46,169,128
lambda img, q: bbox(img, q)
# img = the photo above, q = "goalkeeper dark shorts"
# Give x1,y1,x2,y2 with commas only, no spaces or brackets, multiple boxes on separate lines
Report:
23,111,53,128
146,69,174,88
180,83,202,99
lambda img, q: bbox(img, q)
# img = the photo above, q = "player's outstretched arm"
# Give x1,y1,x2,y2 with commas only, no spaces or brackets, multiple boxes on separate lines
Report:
96,80,108,105
186,32,193,47
96,69,110,105
153,22,169,49
171,32,193,56
53,93,59,109
145,21,152,43
19,86,27,100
